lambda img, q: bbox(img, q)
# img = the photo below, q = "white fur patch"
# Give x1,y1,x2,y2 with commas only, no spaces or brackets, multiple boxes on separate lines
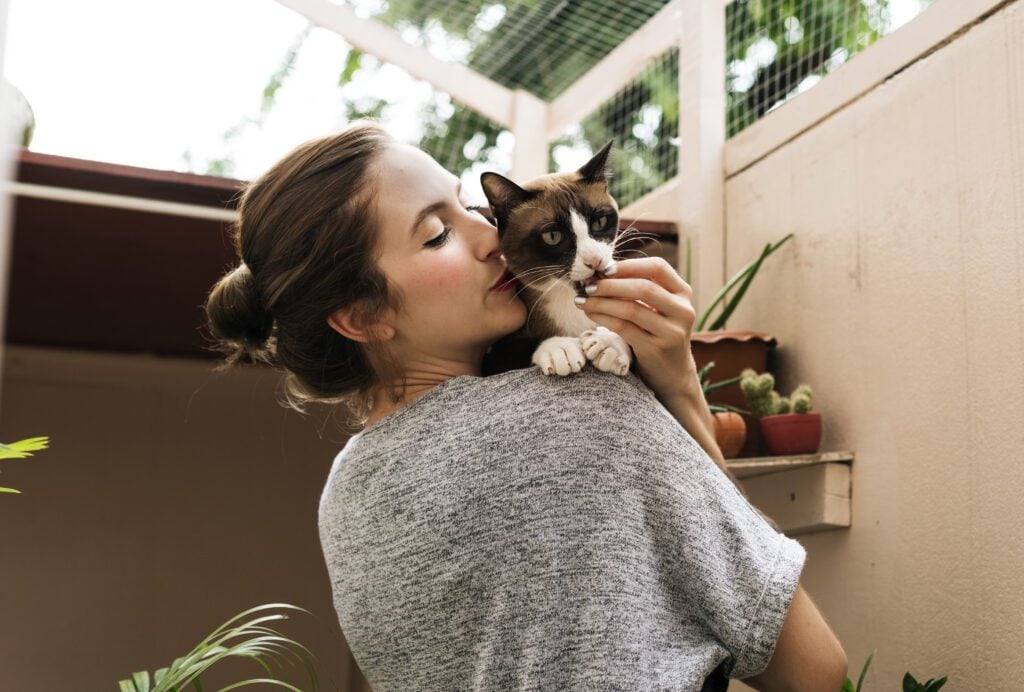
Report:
580,327,632,376
567,207,614,281
532,335,587,376
537,278,597,335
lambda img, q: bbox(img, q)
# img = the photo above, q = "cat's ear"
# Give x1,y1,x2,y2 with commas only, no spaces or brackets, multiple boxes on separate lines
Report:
480,171,534,211
577,139,614,186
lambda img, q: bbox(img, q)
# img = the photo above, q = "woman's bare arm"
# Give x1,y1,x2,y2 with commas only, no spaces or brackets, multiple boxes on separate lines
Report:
660,377,783,532
740,583,848,691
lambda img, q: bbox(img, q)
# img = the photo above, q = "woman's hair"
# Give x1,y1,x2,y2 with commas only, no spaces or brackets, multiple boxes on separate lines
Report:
204,120,408,431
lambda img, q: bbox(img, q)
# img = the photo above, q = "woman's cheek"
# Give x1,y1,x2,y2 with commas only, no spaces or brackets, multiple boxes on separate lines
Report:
413,257,472,294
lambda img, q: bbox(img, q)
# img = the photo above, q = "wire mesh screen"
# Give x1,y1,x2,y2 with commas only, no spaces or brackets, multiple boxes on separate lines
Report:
549,48,679,210
726,0,936,137
336,0,674,101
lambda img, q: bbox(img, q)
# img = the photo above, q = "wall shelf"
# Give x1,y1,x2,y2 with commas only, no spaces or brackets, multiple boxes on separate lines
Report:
726,451,854,535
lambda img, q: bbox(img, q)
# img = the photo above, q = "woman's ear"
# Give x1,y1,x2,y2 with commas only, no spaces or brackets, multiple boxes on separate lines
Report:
327,304,395,343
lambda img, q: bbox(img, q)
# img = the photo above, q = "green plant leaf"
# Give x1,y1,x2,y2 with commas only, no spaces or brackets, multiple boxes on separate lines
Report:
217,678,304,692
924,677,948,691
903,671,921,692
0,435,50,459
117,604,320,692
711,402,750,415
841,679,855,692
704,373,745,393
695,233,794,332
857,650,874,692
0,486,22,493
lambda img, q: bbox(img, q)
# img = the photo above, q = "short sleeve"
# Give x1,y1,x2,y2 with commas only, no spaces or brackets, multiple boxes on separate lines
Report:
636,407,807,681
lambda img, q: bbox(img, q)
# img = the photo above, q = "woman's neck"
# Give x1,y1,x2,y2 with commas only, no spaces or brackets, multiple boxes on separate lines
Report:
364,365,480,428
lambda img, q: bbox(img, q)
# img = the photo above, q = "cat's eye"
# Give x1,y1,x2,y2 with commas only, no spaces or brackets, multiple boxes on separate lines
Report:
591,215,608,232
540,229,563,246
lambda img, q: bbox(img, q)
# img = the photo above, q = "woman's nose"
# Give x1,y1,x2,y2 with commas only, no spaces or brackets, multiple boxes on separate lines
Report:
472,212,502,259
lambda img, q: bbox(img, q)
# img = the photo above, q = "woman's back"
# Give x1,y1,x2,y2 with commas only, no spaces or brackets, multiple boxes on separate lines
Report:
318,366,806,691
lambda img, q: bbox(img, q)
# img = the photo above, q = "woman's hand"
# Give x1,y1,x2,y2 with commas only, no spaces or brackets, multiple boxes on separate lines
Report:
574,257,701,407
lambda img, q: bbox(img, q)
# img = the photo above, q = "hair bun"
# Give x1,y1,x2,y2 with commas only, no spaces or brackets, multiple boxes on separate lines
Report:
205,261,275,361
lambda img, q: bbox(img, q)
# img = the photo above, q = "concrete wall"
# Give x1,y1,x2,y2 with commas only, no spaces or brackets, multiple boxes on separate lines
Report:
726,0,1024,687
0,345,368,690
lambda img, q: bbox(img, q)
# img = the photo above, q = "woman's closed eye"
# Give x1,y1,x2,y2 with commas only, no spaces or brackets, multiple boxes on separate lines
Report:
423,204,483,249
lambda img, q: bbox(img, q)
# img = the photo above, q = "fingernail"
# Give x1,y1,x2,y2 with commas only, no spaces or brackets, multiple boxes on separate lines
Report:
585,283,598,295
605,264,618,276
574,296,587,305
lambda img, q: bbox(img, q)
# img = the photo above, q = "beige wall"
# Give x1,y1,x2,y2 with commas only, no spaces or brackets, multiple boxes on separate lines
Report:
727,0,1024,688
0,345,367,690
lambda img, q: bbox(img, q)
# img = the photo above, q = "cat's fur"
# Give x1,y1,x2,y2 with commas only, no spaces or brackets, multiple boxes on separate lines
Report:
480,140,634,378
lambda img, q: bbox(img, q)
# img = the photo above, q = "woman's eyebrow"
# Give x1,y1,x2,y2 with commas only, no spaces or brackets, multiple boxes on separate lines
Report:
410,178,462,237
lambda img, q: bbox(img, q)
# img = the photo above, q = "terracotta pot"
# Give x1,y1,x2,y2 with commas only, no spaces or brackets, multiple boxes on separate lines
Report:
711,411,747,459
691,330,778,457
759,412,822,455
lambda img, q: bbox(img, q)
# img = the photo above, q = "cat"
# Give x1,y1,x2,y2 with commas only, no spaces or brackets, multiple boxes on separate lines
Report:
480,140,634,378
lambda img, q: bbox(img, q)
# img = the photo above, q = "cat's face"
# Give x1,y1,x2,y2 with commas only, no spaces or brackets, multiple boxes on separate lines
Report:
480,140,619,296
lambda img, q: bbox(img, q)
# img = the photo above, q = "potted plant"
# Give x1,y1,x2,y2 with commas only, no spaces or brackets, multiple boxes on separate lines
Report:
683,232,794,456
697,361,751,459
118,603,321,691
739,368,821,456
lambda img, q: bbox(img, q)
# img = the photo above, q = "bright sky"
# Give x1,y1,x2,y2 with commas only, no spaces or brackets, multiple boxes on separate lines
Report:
3,0,929,194
2,0,515,196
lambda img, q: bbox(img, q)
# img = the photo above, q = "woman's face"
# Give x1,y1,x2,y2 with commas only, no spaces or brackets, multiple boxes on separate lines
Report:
366,143,527,369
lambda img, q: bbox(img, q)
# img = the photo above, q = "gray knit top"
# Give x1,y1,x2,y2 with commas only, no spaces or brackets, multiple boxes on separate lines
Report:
318,365,806,690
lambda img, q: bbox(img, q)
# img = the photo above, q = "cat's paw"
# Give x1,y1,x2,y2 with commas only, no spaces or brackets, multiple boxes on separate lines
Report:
532,336,587,376
580,328,632,376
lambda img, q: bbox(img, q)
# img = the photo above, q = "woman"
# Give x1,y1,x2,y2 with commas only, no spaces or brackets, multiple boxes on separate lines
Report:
205,121,847,691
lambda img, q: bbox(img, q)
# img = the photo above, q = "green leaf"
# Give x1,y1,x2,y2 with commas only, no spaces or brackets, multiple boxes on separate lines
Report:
841,678,855,692
0,486,22,493
695,233,793,331
924,677,948,691
903,671,921,692
713,402,750,415
133,671,151,692
0,435,50,459
704,373,745,393
856,650,874,692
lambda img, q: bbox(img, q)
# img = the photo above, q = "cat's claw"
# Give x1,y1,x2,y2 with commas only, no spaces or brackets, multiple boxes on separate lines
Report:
532,336,587,376
580,328,631,376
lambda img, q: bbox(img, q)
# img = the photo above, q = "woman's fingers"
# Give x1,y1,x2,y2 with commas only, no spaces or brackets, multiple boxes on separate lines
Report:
604,257,692,296
581,276,694,324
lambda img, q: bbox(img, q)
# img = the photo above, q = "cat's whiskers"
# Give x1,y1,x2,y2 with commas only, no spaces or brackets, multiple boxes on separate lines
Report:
512,268,566,298
522,270,570,329
510,263,564,279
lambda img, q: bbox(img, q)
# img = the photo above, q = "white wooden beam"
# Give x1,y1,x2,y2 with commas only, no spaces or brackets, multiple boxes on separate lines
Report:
619,176,680,223
547,0,686,139
510,90,549,180
0,0,14,397
274,0,515,128
678,0,726,318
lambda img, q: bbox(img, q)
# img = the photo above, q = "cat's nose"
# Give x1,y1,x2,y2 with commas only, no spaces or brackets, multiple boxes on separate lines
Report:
585,258,602,271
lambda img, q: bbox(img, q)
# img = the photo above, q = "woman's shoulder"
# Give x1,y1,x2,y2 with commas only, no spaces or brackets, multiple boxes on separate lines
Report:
349,366,662,444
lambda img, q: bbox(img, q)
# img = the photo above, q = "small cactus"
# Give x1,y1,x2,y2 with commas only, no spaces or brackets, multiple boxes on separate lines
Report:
739,369,814,416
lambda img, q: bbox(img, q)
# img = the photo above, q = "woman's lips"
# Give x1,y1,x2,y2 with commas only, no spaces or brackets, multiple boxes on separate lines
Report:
490,269,519,292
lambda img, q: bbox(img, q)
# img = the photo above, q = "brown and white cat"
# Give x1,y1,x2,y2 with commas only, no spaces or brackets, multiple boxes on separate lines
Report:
480,140,634,378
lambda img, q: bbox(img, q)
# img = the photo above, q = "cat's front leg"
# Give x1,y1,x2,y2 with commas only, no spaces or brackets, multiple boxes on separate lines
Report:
580,326,632,376
532,336,587,376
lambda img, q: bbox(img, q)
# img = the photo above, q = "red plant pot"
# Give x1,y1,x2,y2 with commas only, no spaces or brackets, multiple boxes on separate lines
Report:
758,412,822,455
